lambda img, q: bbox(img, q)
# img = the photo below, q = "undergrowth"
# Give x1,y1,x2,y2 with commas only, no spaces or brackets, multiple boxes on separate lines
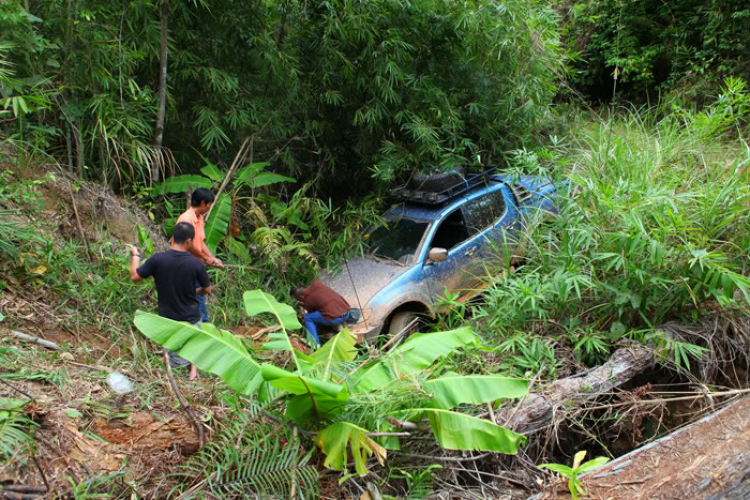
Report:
469,79,750,381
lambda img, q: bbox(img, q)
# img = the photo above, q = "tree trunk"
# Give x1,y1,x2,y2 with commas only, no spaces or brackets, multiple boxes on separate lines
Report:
152,1,169,183
494,342,656,435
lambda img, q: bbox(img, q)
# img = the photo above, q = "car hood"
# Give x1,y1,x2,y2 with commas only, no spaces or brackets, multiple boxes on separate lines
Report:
320,256,411,309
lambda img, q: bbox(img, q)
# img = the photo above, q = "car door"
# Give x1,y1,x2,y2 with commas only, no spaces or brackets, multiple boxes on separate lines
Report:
463,185,515,256
420,206,484,304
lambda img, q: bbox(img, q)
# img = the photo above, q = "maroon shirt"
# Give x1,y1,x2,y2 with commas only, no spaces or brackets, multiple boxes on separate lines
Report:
301,280,350,320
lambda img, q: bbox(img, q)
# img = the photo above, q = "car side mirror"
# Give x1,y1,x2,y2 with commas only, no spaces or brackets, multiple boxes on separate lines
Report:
427,247,448,263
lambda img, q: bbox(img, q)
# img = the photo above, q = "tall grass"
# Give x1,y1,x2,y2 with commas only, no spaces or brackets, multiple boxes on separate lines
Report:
477,82,750,371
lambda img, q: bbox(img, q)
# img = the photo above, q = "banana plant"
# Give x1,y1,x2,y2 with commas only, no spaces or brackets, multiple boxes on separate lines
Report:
133,290,529,477
152,159,295,252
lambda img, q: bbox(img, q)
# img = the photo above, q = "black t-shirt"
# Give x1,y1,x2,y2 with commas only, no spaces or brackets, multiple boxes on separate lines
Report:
136,250,210,323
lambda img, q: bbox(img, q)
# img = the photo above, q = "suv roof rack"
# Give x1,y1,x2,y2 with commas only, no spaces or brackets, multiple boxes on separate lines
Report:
390,165,499,206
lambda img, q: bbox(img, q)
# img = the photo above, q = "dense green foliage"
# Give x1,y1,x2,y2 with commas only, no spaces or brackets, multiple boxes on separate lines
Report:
1,0,562,194
561,0,750,101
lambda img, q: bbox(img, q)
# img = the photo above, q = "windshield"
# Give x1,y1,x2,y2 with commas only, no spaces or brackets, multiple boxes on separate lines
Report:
363,217,429,264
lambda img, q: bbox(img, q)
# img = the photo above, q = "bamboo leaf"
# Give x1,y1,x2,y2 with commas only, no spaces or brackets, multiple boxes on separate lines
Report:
133,311,263,394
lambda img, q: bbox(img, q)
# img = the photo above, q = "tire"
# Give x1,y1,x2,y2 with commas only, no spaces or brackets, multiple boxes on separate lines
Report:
388,310,421,339
410,166,464,192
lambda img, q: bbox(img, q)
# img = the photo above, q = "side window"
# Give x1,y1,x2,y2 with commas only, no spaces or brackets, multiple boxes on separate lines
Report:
430,209,470,250
463,190,506,234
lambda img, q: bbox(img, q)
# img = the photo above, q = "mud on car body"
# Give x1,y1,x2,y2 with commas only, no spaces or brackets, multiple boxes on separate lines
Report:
322,170,564,341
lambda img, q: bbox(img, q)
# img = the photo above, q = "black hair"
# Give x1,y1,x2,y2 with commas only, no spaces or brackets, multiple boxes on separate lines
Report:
291,286,304,298
191,187,215,207
173,222,196,244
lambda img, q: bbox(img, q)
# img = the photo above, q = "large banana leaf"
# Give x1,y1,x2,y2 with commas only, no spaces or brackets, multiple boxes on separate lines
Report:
152,174,213,195
286,391,349,424
133,311,263,394
204,193,231,253
316,421,386,476
352,327,479,393
306,328,358,380
235,162,295,189
424,374,528,409
260,364,345,398
261,364,348,423
243,290,301,331
398,408,526,455
200,162,225,182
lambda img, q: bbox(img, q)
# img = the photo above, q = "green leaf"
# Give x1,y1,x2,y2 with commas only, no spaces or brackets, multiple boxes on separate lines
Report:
250,172,297,188
243,290,302,331
577,456,610,473
133,311,263,394
226,236,251,263
204,193,231,253
572,450,587,469
352,327,479,393
64,409,82,418
137,224,154,255
424,374,528,409
0,313,4,323
286,391,348,424
307,329,358,380
260,364,345,399
200,162,226,182
407,408,526,454
538,463,574,477
316,422,386,476
235,162,271,184
152,175,213,196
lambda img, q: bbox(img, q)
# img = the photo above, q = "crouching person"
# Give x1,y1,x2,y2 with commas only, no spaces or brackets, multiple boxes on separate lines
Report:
129,222,211,380
292,279,352,347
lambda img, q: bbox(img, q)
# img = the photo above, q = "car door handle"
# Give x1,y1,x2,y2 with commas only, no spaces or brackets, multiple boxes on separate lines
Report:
465,247,477,257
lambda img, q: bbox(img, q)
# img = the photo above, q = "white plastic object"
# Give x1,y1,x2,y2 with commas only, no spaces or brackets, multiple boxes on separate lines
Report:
106,371,134,395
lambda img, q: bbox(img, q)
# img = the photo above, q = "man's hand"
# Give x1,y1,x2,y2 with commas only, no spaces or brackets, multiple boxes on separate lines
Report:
208,256,224,268
130,246,141,257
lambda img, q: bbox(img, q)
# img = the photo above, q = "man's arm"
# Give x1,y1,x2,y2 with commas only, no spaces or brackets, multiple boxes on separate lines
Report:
130,246,144,282
197,286,213,295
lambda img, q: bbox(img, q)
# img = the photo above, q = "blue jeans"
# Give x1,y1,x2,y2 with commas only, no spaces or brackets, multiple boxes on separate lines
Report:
303,311,348,345
196,281,209,323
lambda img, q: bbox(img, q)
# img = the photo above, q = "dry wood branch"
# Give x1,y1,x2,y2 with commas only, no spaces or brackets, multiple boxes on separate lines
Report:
162,348,205,448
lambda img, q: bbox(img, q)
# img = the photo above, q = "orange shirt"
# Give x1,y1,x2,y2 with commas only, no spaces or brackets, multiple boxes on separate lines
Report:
171,208,207,260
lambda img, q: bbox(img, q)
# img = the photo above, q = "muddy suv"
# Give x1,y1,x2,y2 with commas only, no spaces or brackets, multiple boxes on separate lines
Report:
321,168,562,341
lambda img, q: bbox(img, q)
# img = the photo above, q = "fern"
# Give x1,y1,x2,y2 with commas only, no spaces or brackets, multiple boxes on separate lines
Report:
0,398,33,463
211,438,318,499
177,397,318,499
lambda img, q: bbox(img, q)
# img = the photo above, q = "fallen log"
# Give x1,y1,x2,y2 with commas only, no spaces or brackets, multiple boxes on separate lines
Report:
495,341,655,434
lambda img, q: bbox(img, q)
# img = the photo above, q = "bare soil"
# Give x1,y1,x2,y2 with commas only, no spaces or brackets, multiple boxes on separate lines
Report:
540,397,750,499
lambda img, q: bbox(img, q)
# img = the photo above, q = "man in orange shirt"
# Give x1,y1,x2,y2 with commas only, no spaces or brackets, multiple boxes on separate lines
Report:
173,188,225,322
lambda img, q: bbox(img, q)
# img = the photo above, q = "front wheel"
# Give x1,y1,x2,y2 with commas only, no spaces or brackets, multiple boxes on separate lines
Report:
388,310,421,339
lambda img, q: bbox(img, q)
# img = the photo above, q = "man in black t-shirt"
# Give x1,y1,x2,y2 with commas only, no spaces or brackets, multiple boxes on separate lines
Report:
129,222,211,380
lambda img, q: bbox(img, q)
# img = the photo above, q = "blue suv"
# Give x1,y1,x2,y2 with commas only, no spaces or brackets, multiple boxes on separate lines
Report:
322,169,562,341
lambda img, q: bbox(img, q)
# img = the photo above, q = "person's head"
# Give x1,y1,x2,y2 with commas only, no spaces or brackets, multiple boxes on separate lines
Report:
291,286,305,301
191,188,215,215
173,222,196,249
